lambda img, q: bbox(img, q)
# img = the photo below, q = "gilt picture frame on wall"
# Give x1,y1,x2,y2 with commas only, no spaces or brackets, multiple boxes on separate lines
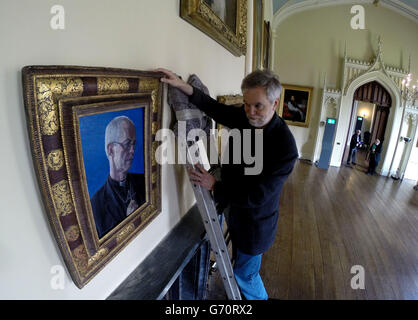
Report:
180,0,247,57
262,20,271,70
22,66,163,288
278,84,313,128
252,0,264,70
216,94,243,157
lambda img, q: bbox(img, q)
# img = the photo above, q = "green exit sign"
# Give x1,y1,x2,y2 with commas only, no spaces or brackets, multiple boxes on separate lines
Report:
328,119,336,124
357,117,363,121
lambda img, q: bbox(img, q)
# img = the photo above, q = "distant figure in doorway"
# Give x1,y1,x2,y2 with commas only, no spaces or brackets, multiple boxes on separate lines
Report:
347,129,362,166
366,139,383,175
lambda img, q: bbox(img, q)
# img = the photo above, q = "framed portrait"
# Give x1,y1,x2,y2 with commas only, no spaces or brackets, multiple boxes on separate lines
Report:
180,0,247,57
22,66,163,288
278,84,313,128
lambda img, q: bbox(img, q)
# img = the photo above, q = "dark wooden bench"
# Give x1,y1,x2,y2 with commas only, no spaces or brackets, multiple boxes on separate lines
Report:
107,204,210,300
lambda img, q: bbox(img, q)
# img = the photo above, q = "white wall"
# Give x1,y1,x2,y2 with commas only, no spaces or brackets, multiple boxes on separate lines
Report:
404,121,418,181
397,111,418,179
0,0,245,299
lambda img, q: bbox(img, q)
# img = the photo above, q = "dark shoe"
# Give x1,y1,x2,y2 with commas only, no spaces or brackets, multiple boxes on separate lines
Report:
352,162,357,165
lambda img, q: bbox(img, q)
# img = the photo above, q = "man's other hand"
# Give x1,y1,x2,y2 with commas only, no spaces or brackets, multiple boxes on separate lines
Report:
188,163,216,191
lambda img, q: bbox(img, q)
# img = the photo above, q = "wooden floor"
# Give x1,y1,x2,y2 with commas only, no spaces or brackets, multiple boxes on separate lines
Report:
260,160,418,300
207,159,417,300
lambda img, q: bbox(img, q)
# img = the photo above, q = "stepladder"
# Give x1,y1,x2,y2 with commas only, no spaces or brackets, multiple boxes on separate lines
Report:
184,140,241,300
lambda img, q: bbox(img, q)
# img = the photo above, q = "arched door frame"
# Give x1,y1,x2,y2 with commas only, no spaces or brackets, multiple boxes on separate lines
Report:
330,70,402,175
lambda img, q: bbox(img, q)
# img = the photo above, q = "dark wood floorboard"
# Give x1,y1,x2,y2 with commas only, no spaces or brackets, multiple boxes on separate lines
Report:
259,160,418,300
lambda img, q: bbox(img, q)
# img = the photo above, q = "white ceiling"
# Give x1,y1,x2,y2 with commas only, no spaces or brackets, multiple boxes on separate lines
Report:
272,0,418,23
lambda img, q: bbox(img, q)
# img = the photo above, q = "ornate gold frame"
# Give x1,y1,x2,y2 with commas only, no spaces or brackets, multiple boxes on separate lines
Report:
217,94,243,106
216,94,243,156
252,0,264,70
22,66,163,288
180,0,247,57
278,84,313,128
262,20,271,70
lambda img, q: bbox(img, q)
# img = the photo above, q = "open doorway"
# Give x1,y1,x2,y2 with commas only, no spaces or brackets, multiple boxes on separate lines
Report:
342,81,392,171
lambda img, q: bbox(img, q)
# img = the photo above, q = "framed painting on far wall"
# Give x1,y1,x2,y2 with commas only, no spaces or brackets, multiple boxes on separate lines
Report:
278,84,313,128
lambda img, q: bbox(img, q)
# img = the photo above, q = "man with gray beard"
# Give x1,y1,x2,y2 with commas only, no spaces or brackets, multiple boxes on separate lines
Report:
157,68,298,300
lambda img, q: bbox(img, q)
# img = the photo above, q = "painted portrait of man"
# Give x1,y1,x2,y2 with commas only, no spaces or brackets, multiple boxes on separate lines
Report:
79,109,146,238
281,88,311,127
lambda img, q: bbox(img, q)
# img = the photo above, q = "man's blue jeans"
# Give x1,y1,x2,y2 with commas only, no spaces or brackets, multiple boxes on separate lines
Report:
347,147,357,164
233,249,268,300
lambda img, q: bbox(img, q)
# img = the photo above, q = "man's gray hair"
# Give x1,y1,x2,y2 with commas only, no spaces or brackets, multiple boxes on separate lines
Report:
241,69,282,103
105,116,135,157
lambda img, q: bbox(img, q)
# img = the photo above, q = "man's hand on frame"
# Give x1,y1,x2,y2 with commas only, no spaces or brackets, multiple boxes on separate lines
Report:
155,68,194,96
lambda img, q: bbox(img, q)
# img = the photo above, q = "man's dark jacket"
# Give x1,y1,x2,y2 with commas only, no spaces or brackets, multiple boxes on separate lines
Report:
370,143,383,163
349,133,361,150
190,88,298,255
91,173,146,238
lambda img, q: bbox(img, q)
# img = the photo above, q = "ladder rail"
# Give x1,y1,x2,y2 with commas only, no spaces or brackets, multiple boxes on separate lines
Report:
185,146,241,300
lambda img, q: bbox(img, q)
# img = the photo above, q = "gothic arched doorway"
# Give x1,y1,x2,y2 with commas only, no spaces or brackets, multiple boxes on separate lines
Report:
343,81,392,168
